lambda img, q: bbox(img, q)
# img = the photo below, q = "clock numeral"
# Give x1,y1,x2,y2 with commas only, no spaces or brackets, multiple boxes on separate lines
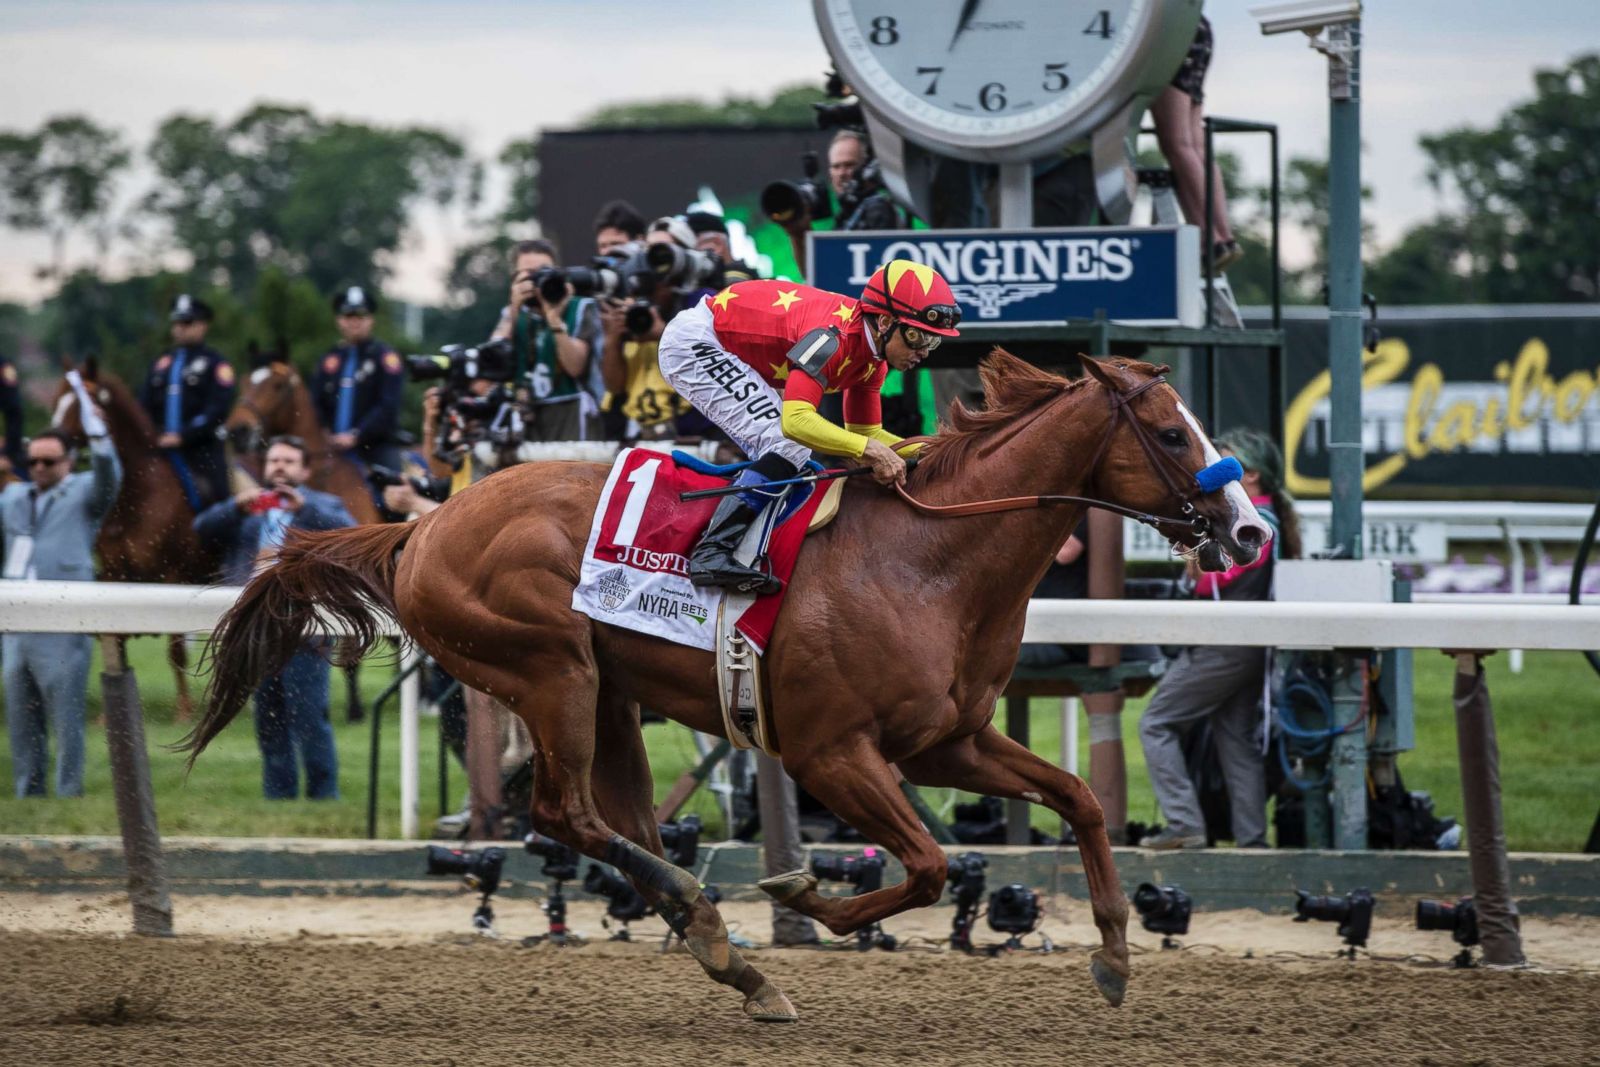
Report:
978,82,1007,112
1043,62,1070,92
916,66,945,96
1084,10,1113,38
868,15,900,46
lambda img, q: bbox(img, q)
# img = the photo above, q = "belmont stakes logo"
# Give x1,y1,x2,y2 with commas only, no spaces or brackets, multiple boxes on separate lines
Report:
842,236,1137,319
596,567,632,612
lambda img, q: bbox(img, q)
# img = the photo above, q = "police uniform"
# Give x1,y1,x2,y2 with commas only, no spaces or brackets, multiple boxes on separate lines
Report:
0,358,22,475
312,286,406,471
138,294,236,509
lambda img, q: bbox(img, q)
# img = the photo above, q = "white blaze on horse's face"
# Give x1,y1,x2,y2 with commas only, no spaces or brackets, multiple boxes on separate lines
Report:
1175,402,1271,554
250,367,273,385
51,390,76,428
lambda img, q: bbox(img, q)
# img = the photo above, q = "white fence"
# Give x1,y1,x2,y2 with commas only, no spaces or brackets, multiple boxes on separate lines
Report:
4,580,1598,839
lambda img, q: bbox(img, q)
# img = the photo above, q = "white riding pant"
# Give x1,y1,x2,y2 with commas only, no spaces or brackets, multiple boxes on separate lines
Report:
657,300,812,471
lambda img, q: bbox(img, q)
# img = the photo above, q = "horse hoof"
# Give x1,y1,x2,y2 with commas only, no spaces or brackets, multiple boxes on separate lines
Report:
757,869,818,903
1090,951,1130,1008
743,981,799,1023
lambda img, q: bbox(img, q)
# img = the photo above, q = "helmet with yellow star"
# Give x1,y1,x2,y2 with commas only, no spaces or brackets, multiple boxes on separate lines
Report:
859,259,962,338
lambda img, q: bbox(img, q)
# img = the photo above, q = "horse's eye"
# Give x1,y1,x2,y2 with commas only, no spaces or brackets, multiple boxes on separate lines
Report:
1160,428,1186,448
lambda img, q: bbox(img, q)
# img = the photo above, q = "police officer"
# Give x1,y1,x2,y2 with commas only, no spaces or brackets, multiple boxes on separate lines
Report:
139,294,236,510
311,286,405,472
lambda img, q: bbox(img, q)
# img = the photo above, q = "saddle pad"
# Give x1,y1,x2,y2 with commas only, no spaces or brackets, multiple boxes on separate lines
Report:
572,448,827,653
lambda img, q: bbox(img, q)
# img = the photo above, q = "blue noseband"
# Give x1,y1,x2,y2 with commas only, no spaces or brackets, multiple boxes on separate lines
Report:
1195,456,1244,494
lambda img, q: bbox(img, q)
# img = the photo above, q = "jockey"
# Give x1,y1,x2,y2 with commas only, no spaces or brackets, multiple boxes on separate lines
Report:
657,259,961,594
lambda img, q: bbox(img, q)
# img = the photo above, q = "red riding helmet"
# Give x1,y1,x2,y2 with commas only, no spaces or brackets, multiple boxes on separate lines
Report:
858,259,962,337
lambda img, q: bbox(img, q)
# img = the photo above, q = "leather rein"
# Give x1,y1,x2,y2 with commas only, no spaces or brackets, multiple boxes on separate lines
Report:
891,375,1216,544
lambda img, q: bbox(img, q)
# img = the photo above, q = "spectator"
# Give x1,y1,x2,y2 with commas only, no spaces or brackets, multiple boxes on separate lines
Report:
138,294,236,510
2,411,121,798
1151,11,1240,269
311,286,406,474
593,199,647,259
193,435,356,800
489,239,603,443
1137,429,1299,849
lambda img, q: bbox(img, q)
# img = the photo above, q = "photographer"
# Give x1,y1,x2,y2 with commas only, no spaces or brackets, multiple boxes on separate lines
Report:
593,199,646,259
193,436,355,800
779,129,905,277
489,239,603,443
686,211,758,285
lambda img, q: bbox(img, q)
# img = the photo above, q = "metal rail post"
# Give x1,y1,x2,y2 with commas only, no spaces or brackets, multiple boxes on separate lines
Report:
1451,653,1525,965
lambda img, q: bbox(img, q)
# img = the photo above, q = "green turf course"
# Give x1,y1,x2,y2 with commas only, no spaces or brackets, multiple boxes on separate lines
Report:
1,638,1594,852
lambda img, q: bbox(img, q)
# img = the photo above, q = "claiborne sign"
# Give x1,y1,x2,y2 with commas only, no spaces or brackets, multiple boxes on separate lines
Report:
808,226,1201,327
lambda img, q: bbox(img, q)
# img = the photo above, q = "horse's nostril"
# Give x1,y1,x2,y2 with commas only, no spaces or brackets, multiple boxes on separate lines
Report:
1236,523,1265,548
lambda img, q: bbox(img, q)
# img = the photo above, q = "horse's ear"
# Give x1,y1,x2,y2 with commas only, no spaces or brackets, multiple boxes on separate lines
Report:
83,354,100,382
247,340,270,370
1076,353,1122,390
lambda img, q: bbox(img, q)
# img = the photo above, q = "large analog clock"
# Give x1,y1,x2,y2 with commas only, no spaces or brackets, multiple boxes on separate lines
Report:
816,0,1200,221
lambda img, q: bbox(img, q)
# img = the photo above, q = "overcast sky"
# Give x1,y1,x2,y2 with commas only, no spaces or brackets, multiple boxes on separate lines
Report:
1,1,1595,303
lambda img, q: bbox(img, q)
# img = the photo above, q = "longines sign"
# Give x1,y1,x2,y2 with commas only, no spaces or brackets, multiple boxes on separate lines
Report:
808,226,1201,328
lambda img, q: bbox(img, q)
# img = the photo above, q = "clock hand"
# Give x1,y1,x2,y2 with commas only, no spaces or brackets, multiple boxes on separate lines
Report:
947,0,982,52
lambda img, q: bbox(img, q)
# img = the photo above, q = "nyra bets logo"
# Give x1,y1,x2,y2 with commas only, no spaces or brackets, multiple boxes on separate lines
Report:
637,583,709,626
845,237,1135,319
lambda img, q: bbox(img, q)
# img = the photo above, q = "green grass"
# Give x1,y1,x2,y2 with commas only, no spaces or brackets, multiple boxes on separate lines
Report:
1,639,1595,852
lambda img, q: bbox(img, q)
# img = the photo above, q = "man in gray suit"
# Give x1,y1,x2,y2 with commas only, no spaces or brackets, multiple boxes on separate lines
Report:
2,412,122,797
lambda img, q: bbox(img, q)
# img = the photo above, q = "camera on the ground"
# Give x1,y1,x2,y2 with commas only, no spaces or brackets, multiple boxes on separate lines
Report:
583,864,652,923
425,845,505,894
987,883,1042,937
658,813,703,870
811,850,886,893
524,830,580,881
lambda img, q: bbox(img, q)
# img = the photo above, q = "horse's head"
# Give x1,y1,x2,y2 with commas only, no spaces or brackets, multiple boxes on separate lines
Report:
1077,354,1271,572
50,359,153,450
227,347,302,454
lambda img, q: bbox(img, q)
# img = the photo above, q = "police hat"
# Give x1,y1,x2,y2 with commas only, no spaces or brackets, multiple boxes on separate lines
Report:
333,285,378,315
169,293,214,323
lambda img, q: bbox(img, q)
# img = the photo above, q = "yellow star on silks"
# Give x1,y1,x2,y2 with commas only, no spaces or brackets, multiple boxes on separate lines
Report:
831,302,855,324
768,361,790,381
712,288,740,312
771,288,802,311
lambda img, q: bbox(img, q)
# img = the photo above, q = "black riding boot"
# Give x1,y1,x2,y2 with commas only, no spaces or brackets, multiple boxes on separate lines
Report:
688,496,782,596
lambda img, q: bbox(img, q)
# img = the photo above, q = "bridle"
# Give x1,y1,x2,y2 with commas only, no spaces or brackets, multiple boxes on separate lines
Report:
893,373,1218,550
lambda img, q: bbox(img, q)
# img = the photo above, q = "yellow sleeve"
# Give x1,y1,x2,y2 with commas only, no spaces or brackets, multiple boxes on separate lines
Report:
844,423,924,455
782,400,870,458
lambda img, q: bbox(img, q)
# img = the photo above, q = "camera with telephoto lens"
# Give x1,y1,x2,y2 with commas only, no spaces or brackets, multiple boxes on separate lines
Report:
657,814,703,870
1133,882,1192,947
425,845,505,894
366,464,448,503
1294,887,1375,952
813,99,865,130
761,151,833,226
645,241,724,291
529,264,622,305
406,337,516,388
524,830,580,881
1416,896,1479,966
583,864,651,924
811,851,886,893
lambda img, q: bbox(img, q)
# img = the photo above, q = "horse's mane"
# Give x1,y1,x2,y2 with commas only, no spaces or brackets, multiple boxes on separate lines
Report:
915,349,1089,483
94,370,160,448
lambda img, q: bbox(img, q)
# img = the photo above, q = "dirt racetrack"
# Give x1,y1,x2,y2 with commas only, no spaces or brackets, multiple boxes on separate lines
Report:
3,892,1597,1066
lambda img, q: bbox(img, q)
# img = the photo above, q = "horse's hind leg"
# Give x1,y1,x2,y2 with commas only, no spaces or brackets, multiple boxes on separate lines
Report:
518,667,796,1023
899,723,1131,1006
168,634,193,723
760,739,950,935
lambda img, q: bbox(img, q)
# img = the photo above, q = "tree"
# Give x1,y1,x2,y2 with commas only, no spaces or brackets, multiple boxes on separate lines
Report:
0,115,130,279
144,103,475,293
1414,52,1600,301
578,82,822,129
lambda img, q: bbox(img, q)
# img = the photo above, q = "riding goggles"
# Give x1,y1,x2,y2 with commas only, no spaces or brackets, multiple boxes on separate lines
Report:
898,324,944,352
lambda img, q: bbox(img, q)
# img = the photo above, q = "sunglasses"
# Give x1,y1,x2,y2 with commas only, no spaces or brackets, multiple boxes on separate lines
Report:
899,325,943,352
28,456,65,468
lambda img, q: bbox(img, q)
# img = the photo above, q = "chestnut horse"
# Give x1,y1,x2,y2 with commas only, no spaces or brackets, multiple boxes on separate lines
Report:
182,352,1268,1022
225,355,382,525
50,362,220,719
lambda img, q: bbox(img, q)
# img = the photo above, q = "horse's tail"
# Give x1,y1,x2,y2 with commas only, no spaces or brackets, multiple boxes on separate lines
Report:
178,521,416,768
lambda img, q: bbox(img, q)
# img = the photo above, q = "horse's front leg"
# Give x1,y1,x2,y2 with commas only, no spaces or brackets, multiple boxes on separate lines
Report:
757,739,948,936
899,723,1131,1007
